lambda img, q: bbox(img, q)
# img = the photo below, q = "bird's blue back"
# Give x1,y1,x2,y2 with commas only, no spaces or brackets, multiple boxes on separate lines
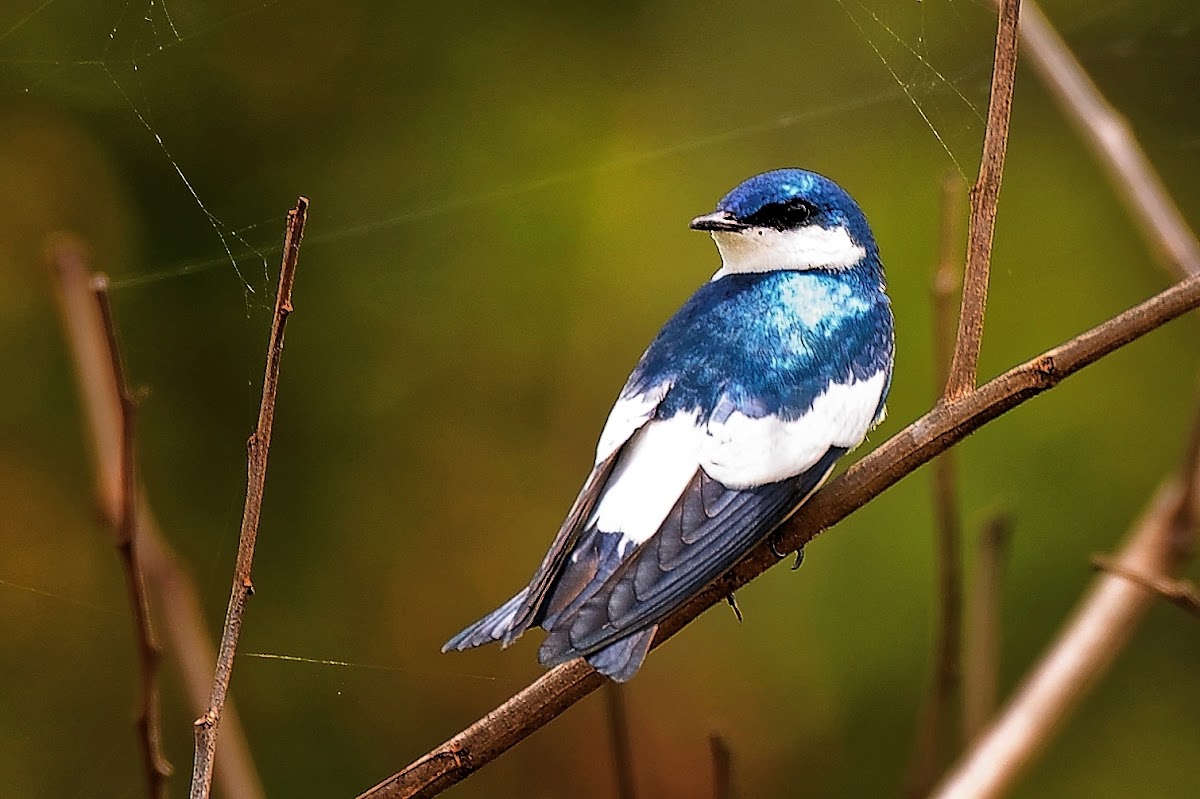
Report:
627,266,893,423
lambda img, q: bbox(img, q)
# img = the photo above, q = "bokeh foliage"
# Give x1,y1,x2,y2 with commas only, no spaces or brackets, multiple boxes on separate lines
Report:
1,1,1198,796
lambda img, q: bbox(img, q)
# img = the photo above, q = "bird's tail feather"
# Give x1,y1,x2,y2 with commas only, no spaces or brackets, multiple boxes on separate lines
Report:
584,625,658,682
442,588,530,652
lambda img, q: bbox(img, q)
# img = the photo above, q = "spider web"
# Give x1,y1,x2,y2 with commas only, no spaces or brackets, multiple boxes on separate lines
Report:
1,0,1195,678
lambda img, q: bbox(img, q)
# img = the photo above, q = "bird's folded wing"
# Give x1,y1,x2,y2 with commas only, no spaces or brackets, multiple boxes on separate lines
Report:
538,446,846,665
505,380,673,641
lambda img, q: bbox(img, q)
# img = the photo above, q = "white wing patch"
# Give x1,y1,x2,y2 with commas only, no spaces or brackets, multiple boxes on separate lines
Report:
588,411,701,549
595,382,671,463
701,370,888,489
586,370,887,550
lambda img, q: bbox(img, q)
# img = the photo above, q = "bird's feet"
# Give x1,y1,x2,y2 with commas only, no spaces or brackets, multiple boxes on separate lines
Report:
725,593,744,623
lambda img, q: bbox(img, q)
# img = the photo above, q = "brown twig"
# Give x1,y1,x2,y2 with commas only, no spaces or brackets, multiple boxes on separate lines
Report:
48,236,265,799
708,733,732,799
906,174,968,797
962,512,1015,742
357,271,1200,799
603,682,637,799
190,197,309,799
90,276,172,798
1090,555,1200,619
932,408,1200,799
944,0,1021,400
1019,0,1200,279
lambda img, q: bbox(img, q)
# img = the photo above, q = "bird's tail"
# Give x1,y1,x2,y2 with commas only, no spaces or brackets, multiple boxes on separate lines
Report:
441,588,531,652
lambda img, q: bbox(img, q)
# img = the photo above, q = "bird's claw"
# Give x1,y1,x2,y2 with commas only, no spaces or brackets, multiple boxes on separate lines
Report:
790,546,806,571
725,593,744,623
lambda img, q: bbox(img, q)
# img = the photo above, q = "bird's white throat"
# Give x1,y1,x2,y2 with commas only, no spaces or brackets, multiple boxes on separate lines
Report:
710,223,866,279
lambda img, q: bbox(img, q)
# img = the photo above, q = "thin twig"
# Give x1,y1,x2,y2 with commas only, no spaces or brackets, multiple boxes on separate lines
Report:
906,174,968,797
91,276,172,798
48,236,265,799
932,406,1200,799
604,682,637,799
962,512,1015,742
190,197,309,799
1019,0,1200,279
708,733,732,799
1090,555,1200,619
357,271,1200,799
945,0,1021,400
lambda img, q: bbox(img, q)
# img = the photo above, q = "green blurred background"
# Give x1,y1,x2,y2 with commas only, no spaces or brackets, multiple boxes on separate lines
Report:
2,1,1198,796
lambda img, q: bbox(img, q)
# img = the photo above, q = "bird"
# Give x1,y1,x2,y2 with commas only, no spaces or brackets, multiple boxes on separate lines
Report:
443,168,894,681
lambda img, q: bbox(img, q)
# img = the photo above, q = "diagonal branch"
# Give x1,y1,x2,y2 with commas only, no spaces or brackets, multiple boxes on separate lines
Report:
91,275,172,798
48,236,265,799
358,273,1200,799
1019,0,1200,279
190,196,309,799
931,403,1200,799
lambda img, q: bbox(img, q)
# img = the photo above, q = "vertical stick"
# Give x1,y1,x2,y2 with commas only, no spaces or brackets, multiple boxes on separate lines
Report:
604,683,638,799
49,236,265,799
190,197,309,799
907,175,968,796
962,512,1014,742
93,277,173,799
944,0,1022,400
708,733,732,799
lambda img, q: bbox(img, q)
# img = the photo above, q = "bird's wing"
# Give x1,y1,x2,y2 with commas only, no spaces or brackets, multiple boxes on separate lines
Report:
502,380,672,642
537,370,889,671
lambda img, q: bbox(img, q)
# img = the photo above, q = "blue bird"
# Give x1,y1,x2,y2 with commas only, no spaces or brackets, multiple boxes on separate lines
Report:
443,168,894,681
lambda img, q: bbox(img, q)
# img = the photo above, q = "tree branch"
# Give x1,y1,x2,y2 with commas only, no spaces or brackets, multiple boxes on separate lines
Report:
1090,555,1200,620
1019,0,1200,279
190,196,309,799
944,0,1021,400
90,275,172,798
931,406,1200,799
906,174,968,797
358,271,1200,799
48,236,265,799
962,511,1014,742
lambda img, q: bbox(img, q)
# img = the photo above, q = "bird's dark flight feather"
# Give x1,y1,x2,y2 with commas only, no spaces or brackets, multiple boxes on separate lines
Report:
538,446,847,678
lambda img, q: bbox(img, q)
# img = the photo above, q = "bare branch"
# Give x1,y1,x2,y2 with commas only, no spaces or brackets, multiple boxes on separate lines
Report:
1019,0,1200,279
945,0,1021,400
604,683,637,799
190,197,309,799
708,733,732,799
358,271,1200,799
89,275,172,798
906,174,968,797
1090,555,1200,620
962,512,1015,742
932,425,1200,799
48,236,265,799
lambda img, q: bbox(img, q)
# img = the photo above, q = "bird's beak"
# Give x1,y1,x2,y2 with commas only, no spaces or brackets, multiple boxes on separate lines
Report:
689,211,747,232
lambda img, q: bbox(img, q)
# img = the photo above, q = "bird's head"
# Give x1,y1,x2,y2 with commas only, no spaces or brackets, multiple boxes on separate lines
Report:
690,168,879,278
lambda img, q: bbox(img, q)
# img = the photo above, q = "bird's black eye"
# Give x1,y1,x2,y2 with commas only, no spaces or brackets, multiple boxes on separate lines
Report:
743,198,816,230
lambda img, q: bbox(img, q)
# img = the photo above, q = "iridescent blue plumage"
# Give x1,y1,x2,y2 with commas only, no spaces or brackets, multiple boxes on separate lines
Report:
444,168,895,681
626,269,892,422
